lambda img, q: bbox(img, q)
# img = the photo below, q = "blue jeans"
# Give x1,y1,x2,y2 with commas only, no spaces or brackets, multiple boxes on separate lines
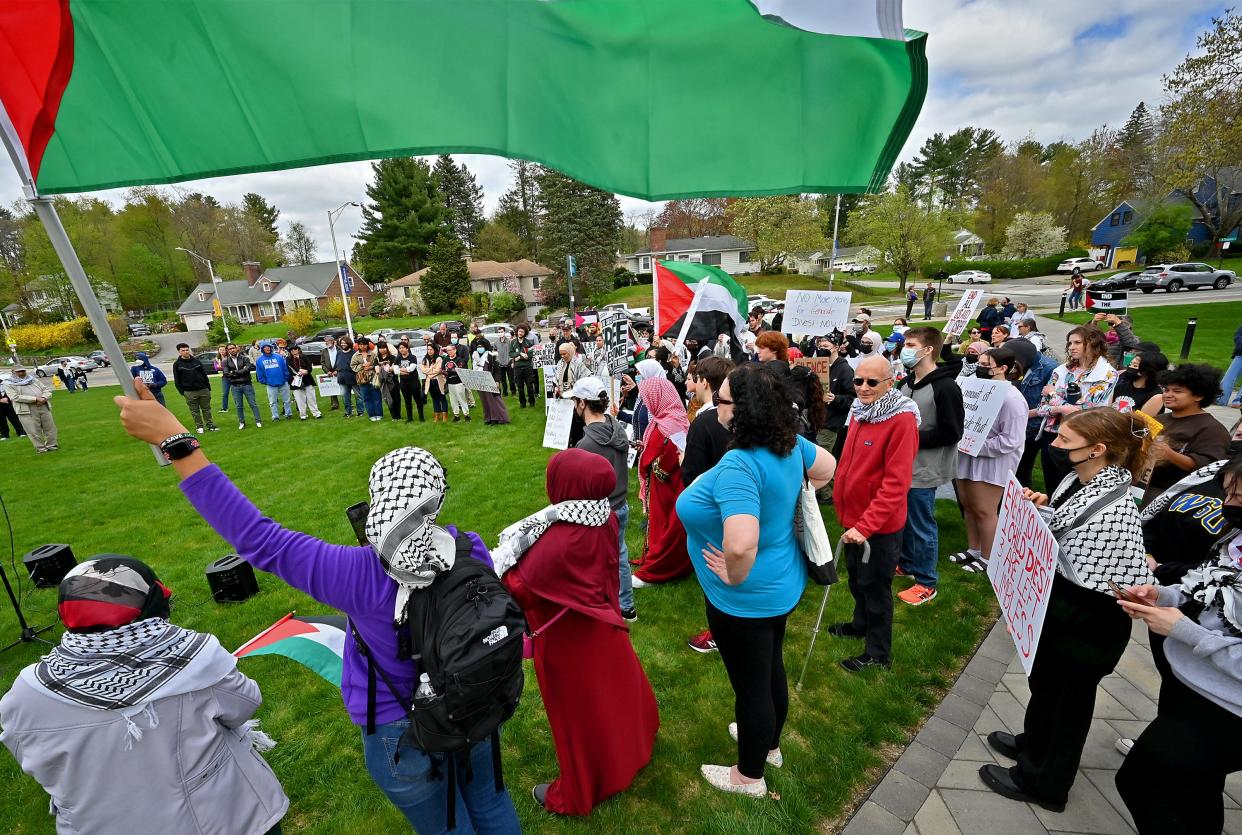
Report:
220,376,232,411
361,384,384,417
340,382,365,416
1218,355,1242,405
265,383,292,419
232,383,261,424
617,503,634,612
899,486,939,589
361,721,520,835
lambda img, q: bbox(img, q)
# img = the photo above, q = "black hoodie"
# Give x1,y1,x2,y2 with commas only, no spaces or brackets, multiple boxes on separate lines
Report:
575,414,630,511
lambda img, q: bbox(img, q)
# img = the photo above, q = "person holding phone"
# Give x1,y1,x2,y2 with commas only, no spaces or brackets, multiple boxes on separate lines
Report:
978,409,1154,813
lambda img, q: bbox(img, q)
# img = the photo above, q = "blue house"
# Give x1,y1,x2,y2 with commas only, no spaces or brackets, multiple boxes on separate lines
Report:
1089,201,1142,267
1181,171,1242,246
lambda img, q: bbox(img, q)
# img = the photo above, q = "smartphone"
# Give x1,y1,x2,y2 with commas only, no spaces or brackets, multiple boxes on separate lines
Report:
1107,580,1145,605
345,501,370,547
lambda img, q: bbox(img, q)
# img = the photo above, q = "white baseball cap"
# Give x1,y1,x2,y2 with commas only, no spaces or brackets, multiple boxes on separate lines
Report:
561,376,609,399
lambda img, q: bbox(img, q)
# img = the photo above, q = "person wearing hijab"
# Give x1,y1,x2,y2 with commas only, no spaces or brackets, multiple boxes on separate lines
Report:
109,379,521,833
3,363,57,452
493,449,658,815
0,557,288,835
129,352,168,405
475,348,512,425
632,375,692,587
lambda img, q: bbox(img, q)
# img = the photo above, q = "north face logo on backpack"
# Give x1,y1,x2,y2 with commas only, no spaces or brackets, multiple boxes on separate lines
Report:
482,625,510,646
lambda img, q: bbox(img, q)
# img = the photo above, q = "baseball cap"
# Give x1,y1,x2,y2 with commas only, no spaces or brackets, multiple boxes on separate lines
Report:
852,313,871,323
562,376,608,399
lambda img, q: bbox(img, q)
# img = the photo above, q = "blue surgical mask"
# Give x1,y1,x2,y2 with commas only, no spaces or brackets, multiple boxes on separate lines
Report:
899,347,921,368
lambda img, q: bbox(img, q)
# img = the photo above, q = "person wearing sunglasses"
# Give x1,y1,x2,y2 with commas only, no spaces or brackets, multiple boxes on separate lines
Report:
830,355,920,672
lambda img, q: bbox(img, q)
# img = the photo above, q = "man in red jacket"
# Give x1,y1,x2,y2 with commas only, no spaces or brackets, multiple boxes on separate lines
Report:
831,355,920,672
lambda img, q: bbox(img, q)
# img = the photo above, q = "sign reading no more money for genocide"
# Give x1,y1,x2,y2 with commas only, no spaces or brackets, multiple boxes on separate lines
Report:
783,290,852,335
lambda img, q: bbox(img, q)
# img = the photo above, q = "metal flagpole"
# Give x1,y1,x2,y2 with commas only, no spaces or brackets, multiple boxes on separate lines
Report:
328,202,360,340
0,113,164,464
828,193,842,291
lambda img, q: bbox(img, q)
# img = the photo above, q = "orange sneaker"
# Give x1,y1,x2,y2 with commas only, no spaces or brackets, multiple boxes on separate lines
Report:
898,584,938,606
894,566,909,577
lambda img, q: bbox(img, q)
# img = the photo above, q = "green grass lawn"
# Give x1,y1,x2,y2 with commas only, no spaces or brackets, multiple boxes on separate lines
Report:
0,392,997,834
1051,300,1242,367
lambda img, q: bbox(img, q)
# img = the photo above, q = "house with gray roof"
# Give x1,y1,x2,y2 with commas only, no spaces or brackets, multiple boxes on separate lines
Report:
623,232,758,276
176,261,376,332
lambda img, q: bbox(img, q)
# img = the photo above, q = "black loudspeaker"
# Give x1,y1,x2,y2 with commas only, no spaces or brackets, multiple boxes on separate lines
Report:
205,554,259,602
23,544,76,588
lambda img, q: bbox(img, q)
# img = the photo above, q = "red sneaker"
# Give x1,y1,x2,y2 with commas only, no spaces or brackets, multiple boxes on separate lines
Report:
898,584,938,606
688,630,718,653
894,566,910,577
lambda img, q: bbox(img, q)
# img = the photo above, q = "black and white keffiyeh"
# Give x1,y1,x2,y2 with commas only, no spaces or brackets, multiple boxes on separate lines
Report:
1048,465,1155,593
366,447,456,625
491,500,612,578
1179,533,1242,638
849,387,922,427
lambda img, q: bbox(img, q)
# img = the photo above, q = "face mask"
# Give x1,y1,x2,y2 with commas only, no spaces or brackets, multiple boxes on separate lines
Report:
899,347,921,368
476,347,485,356
1048,444,1091,471
975,366,995,380
859,342,873,354
1120,368,1138,380
1221,504,1242,529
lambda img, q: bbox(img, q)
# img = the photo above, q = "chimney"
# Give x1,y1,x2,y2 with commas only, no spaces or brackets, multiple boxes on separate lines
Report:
649,228,667,252
243,261,262,287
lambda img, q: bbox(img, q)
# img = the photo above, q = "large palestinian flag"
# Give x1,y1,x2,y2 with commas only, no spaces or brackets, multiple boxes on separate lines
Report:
655,260,750,348
235,614,346,687
0,1,926,200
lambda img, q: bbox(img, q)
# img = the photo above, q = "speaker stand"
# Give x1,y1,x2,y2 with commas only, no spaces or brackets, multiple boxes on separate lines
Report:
0,560,54,654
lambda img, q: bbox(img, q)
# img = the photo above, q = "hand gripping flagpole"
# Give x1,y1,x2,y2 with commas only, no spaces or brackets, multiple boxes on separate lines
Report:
0,109,166,465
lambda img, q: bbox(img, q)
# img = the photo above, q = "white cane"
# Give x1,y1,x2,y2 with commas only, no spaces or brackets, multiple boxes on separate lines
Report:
797,537,869,691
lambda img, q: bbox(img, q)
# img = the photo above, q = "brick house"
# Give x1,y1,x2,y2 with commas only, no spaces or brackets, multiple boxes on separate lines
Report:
177,261,376,332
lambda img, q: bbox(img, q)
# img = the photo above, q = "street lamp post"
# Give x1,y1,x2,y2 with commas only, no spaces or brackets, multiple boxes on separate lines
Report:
0,310,15,363
328,201,362,340
175,247,229,342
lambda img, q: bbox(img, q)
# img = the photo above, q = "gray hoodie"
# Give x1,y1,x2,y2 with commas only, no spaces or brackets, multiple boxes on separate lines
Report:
575,414,630,511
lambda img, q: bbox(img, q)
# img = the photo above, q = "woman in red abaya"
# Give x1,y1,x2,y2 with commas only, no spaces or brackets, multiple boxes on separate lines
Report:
499,448,659,815
633,375,692,585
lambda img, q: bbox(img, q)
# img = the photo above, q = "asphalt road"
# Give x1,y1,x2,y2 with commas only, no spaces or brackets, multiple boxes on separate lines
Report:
68,329,206,390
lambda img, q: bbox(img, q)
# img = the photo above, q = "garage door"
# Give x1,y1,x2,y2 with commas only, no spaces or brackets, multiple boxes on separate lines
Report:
183,313,214,331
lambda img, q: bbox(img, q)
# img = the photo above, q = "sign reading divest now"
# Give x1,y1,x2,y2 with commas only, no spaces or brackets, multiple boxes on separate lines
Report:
987,476,1059,676
783,290,852,334
958,377,1008,456
543,399,575,450
944,288,985,337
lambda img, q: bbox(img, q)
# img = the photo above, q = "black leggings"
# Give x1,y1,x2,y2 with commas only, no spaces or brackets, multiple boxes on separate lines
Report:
1116,647,1242,835
705,599,791,780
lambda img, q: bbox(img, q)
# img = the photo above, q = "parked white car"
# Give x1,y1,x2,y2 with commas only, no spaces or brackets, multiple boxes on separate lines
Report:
746,295,779,312
947,270,993,284
1057,257,1105,273
838,263,878,274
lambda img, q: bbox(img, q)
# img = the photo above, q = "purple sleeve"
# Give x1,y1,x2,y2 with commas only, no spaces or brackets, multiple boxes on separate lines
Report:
179,464,392,615
445,525,495,570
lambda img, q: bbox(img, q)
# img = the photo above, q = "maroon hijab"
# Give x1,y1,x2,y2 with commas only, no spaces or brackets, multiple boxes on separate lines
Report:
519,449,625,628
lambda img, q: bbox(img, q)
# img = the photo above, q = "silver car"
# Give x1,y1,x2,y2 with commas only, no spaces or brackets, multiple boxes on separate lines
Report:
35,356,97,377
1136,263,1236,293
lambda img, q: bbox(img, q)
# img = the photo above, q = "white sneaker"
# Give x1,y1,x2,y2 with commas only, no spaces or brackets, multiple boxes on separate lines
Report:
196,427,205,434
255,421,263,428
700,764,766,797
728,723,783,767
1115,737,1133,756
631,577,650,589
300,416,307,421
238,423,245,430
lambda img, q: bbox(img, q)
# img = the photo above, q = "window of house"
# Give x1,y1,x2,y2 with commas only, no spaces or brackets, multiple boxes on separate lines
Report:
640,256,651,271
1110,214,1120,226
356,297,365,308
1122,210,1133,224
739,251,755,263
261,281,271,292
702,252,721,266
197,292,206,301
677,254,689,261
532,277,541,289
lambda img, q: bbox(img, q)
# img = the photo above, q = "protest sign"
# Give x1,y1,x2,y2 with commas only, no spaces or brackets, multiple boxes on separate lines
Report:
957,377,1008,456
783,290,852,334
793,356,832,387
531,342,558,367
944,288,985,337
987,476,1058,676
601,313,629,376
456,367,500,394
543,399,574,450
316,374,341,397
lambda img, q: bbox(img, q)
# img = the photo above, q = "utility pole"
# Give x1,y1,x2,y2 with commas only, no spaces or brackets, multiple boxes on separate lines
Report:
828,194,842,291
175,247,229,341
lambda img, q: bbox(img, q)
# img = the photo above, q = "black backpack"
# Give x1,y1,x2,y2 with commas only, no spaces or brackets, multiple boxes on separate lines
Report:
351,533,526,829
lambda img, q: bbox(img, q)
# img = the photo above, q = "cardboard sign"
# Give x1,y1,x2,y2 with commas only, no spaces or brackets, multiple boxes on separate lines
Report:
456,367,500,394
987,476,1059,676
957,377,1008,456
793,356,832,387
944,289,985,337
601,313,630,376
783,290,852,335
543,399,575,450
316,374,341,397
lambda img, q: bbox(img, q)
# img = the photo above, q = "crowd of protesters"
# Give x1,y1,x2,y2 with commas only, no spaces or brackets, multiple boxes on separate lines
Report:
2,294,1240,835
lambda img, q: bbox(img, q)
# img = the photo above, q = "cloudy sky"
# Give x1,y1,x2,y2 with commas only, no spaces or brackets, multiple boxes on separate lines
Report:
0,1,1227,262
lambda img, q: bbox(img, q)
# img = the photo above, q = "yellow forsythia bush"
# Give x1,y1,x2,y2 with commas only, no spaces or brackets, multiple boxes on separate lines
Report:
280,306,315,336
10,317,90,351
320,298,360,321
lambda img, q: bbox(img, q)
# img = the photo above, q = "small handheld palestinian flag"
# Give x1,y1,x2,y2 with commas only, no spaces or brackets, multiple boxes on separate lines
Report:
235,613,346,687
1085,290,1128,312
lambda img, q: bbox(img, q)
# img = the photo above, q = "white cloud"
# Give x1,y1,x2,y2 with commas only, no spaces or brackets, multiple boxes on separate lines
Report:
0,2,1225,263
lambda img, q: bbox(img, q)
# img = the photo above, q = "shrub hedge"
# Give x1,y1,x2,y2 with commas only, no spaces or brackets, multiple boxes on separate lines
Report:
920,248,1088,280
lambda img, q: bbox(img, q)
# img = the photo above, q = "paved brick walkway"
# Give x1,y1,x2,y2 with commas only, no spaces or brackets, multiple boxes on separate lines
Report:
841,620,1242,835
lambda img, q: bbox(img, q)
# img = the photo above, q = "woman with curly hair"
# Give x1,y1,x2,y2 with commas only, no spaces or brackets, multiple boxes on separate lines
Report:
1036,325,1117,489
1141,363,1231,505
678,363,836,797
631,375,691,587
754,331,789,364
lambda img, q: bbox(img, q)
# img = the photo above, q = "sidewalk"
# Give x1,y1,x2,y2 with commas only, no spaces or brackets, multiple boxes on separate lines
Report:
840,620,1242,834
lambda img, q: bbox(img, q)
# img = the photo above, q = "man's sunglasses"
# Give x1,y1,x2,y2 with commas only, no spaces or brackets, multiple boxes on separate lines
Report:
712,393,733,406
853,376,892,388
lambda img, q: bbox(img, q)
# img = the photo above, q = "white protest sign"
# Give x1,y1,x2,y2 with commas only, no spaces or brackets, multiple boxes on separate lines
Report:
456,368,500,394
987,476,1058,676
957,377,1008,457
543,399,575,450
601,313,630,376
316,374,341,397
783,290,852,335
625,421,637,468
944,288,985,337
531,342,558,367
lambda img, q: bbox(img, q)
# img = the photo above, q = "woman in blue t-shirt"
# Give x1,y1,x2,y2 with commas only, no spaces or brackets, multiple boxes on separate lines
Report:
677,363,836,798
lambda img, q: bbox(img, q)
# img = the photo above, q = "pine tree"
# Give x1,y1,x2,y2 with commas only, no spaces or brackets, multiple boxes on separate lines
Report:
495,159,540,259
1115,102,1155,195
355,157,445,280
534,165,621,307
432,155,485,252
241,193,280,245
420,233,471,313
